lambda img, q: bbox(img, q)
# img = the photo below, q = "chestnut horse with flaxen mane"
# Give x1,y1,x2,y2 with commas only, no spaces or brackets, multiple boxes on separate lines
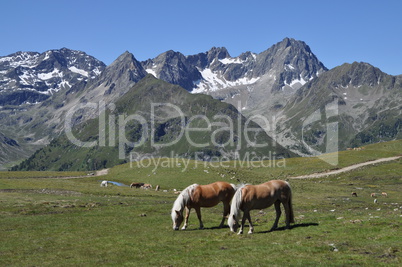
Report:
228,180,294,234
171,182,236,230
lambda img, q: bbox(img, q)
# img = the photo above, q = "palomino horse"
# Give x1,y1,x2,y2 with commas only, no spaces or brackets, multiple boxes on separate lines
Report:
171,181,236,230
228,180,294,234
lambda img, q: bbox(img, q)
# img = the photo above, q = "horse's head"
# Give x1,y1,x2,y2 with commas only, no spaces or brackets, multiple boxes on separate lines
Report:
228,214,239,233
171,210,183,230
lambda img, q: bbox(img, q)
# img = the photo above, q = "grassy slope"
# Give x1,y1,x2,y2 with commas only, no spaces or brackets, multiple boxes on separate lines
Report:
13,75,292,172
1,140,401,266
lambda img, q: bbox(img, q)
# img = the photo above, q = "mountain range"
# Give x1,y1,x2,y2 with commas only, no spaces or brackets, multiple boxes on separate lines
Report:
1,38,401,170
13,75,292,171
0,48,105,106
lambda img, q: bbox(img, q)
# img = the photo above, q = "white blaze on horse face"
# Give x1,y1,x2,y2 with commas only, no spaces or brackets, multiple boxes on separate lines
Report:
172,210,183,230
228,214,238,232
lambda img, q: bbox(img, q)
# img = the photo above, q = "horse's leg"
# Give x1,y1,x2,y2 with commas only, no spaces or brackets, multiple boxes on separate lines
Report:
245,211,254,234
219,201,230,228
282,200,292,229
194,206,204,229
238,212,248,235
182,207,190,230
271,200,281,231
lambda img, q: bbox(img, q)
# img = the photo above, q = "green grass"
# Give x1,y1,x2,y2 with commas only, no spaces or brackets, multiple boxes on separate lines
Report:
1,140,401,266
0,171,89,179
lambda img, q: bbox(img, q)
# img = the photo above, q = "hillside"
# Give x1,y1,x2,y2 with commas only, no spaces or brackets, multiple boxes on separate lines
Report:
274,62,402,156
13,75,293,171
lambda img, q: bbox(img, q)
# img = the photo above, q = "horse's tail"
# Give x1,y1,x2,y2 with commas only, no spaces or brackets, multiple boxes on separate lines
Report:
287,182,295,224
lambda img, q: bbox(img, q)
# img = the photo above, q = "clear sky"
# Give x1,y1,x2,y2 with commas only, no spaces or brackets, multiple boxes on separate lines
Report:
1,0,401,75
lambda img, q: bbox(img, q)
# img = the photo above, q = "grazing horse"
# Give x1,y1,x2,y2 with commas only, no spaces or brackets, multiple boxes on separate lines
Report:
228,180,294,234
141,184,152,189
171,181,236,230
130,182,144,188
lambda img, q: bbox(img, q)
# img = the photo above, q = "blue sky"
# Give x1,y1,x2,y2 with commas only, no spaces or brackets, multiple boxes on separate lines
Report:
1,0,401,75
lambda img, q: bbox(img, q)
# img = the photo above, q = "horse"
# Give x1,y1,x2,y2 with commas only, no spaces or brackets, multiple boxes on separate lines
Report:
171,181,236,230
130,182,144,188
141,184,152,189
228,180,294,234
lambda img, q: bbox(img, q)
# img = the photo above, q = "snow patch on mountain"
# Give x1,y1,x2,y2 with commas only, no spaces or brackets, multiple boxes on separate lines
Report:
285,77,307,89
192,67,260,93
0,52,40,68
37,68,63,80
145,68,157,77
219,57,244,65
68,66,89,77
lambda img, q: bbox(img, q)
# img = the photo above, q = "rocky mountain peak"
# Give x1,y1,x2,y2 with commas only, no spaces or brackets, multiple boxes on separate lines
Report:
88,51,147,98
0,48,105,106
206,47,230,61
142,50,202,91
338,62,387,87
109,51,140,68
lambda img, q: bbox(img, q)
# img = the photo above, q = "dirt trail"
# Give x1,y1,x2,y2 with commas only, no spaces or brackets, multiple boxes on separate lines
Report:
289,156,401,179
59,156,401,180
57,168,109,179
95,169,109,176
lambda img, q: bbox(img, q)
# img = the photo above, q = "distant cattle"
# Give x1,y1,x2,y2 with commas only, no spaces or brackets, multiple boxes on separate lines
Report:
381,192,388,197
351,192,358,197
371,193,377,198
100,180,108,187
